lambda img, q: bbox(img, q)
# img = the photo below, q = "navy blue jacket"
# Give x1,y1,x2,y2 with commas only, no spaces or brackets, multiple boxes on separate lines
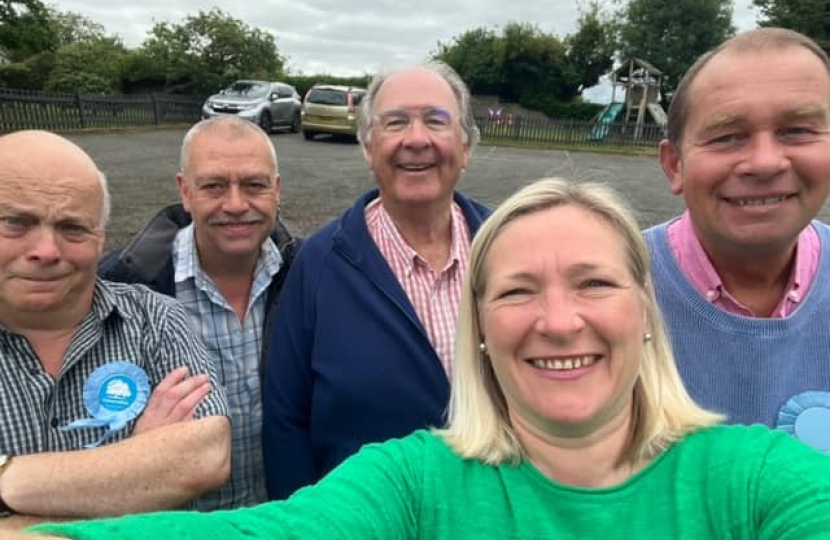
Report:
263,189,490,499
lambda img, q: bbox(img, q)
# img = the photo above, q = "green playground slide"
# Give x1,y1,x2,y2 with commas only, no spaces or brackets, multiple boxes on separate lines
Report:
589,102,624,141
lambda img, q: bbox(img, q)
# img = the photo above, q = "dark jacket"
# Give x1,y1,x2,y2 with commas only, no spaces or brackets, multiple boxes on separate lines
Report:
262,189,490,500
98,203,302,374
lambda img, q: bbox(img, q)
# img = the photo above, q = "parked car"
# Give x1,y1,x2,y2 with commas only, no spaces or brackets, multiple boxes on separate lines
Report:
301,85,367,141
202,80,301,133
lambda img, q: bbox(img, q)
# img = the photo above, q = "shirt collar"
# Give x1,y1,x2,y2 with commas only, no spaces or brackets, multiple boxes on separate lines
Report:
173,223,282,286
670,211,816,313
672,211,726,298
372,199,464,275
90,277,122,322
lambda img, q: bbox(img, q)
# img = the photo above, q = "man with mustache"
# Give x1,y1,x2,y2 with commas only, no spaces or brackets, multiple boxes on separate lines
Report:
100,116,301,509
0,131,230,524
262,61,490,500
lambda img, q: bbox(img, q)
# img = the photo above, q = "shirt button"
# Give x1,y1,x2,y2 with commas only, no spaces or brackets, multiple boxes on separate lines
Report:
29,368,40,376
50,418,59,428
788,290,800,301
706,290,718,301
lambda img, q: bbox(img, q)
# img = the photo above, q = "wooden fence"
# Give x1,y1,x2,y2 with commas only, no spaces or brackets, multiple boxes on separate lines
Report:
475,113,664,148
0,89,204,132
0,89,663,149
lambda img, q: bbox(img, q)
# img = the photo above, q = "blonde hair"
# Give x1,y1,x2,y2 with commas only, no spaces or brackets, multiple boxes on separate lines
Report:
437,178,722,465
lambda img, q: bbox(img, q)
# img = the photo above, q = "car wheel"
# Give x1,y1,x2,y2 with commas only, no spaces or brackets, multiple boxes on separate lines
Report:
303,130,315,140
291,112,301,133
259,112,272,133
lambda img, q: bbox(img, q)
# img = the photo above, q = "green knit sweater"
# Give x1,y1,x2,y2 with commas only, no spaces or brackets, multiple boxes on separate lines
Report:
34,425,830,540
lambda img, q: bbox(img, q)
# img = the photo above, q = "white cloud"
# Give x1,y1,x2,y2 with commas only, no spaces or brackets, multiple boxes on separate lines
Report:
53,0,759,76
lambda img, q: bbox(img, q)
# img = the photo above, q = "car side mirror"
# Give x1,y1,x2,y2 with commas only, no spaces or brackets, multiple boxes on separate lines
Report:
270,93,279,101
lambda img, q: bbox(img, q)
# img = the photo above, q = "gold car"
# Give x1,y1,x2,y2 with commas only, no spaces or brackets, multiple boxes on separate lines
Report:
301,85,367,141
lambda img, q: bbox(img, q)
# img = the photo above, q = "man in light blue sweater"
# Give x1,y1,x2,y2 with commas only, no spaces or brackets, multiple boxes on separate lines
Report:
645,28,830,454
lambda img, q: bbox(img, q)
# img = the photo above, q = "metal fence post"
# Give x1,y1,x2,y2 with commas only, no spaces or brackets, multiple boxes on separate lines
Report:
75,93,86,129
152,94,161,125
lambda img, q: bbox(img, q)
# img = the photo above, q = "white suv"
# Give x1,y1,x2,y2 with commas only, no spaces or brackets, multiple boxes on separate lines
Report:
202,80,302,133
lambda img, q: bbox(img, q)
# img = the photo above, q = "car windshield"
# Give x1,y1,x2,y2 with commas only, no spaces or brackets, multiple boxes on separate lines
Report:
307,89,348,106
223,82,269,98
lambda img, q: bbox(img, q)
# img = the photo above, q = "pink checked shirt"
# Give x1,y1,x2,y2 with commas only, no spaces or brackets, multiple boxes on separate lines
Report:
667,211,820,317
365,198,470,380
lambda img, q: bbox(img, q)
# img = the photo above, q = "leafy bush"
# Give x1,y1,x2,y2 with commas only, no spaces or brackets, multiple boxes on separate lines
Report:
0,62,33,89
45,37,126,93
518,91,604,120
45,71,111,93
0,51,56,89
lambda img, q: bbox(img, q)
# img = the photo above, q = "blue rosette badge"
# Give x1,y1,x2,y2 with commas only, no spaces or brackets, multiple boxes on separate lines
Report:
777,391,830,454
62,361,150,448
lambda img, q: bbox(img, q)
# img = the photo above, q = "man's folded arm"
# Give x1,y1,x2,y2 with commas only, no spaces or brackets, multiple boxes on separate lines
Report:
0,415,230,518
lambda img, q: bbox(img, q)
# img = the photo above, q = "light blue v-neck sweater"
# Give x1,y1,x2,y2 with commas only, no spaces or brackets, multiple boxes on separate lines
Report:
645,221,830,439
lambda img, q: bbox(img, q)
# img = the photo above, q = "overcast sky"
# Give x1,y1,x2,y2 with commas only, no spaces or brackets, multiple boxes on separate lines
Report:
54,1,760,77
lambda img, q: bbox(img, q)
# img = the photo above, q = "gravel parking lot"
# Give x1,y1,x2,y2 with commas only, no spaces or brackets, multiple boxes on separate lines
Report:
64,128,830,252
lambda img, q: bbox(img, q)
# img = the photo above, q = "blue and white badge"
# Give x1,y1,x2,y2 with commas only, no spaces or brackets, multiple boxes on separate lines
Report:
61,362,150,448
777,391,830,454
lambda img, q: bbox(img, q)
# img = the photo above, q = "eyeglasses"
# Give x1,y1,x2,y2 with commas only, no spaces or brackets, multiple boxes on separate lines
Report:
372,107,456,134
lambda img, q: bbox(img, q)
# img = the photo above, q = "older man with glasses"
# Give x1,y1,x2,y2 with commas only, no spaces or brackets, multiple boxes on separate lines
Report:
261,61,490,500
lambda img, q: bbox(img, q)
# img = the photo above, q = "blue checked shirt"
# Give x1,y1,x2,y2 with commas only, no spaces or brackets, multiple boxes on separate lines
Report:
0,279,228,455
173,224,282,510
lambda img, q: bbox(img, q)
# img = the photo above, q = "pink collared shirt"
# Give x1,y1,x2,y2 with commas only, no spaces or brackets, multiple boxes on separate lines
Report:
667,211,820,317
366,198,470,380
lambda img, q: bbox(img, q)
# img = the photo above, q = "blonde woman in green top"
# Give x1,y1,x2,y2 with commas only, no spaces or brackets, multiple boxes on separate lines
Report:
22,178,830,540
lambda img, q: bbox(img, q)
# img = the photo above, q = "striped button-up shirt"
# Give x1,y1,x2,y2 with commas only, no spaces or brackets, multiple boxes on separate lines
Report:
173,224,282,510
365,199,470,379
0,279,228,455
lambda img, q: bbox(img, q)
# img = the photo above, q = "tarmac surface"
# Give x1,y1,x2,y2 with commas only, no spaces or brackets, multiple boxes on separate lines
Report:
64,128,829,252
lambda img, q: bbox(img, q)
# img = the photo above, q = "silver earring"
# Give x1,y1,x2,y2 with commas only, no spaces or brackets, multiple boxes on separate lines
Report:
479,342,487,353
643,332,653,343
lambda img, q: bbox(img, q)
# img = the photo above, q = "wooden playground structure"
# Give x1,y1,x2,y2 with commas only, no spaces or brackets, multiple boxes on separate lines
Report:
593,58,667,140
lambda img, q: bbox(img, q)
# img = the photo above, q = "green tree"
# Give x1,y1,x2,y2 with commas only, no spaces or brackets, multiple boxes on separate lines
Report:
753,0,830,53
0,2,114,89
434,27,504,95
435,19,612,107
566,1,617,91
130,9,286,94
45,36,127,93
0,0,58,62
500,22,579,103
616,0,735,93
46,6,106,47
